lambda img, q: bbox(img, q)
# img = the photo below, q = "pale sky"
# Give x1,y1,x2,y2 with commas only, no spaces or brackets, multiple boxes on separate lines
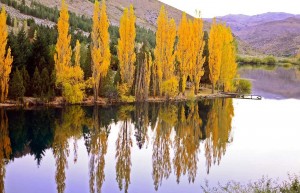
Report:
159,0,300,18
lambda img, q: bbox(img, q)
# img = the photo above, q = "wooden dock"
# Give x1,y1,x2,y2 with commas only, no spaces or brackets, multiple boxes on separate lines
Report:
221,92,262,100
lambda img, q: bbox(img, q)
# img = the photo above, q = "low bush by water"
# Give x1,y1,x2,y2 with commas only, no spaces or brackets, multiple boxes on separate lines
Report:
236,79,252,94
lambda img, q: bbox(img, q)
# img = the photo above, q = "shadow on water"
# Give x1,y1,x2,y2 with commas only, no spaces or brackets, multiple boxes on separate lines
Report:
0,99,234,193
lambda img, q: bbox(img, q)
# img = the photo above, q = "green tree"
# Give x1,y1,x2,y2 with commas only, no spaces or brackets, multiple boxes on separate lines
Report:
9,68,25,100
40,67,50,98
9,29,32,72
20,66,30,95
32,67,42,97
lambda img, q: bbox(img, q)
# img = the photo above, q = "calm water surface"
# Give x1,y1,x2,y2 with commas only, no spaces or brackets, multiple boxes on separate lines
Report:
1,67,300,193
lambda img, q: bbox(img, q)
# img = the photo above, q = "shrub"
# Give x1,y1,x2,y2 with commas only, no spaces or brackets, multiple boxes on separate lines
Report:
62,82,84,104
236,79,252,94
162,77,179,98
263,56,276,65
117,83,135,102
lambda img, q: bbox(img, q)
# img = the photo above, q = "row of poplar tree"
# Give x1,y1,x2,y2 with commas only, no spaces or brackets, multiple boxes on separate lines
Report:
0,0,237,104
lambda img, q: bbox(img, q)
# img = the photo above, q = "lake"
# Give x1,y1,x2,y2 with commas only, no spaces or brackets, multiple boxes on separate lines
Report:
1,67,300,193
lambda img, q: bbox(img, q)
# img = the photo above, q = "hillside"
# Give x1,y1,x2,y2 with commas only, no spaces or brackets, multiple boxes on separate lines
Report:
3,1,300,57
5,0,192,30
215,13,300,56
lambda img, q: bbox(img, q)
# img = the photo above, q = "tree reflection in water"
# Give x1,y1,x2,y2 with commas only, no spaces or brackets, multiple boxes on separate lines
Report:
173,102,203,184
52,106,86,193
89,106,109,193
115,105,134,193
152,103,175,190
205,98,234,174
2,98,234,193
0,109,11,193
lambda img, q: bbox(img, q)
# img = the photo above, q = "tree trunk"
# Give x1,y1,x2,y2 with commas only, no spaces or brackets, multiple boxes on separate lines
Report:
94,82,98,103
212,83,215,94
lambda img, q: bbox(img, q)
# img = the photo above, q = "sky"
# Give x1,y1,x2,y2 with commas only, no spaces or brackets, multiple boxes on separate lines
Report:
159,0,300,18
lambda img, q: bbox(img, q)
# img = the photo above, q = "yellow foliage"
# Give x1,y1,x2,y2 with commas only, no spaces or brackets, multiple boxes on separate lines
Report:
154,6,177,96
62,82,84,104
91,0,111,100
117,83,135,102
74,40,81,67
54,0,72,86
0,7,13,103
177,13,192,93
117,5,136,92
220,27,237,92
161,77,179,98
54,1,85,104
85,77,94,89
208,19,224,93
190,18,206,94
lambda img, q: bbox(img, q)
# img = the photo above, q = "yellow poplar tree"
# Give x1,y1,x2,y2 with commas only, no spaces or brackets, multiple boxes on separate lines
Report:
177,13,192,93
189,17,206,94
220,26,237,92
0,7,13,103
54,0,72,86
91,0,111,101
154,6,177,96
54,1,85,103
117,5,136,97
208,19,223,94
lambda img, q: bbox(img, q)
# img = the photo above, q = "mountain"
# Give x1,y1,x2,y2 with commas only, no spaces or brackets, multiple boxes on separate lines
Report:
214,12,300,56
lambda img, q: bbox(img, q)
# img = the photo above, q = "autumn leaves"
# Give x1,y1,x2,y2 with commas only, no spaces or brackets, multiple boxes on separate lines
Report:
54,1,85,103
0,7,13,103
209,19,237,93
0,1,238,104
91,0,111,101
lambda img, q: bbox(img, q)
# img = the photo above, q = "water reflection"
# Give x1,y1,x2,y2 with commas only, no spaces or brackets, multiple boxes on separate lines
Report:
53,107,86,193
89,106,109,193
116,106,134,193
1,99,234,193
205,99,234,174
240,67,300,99
0,109,11,193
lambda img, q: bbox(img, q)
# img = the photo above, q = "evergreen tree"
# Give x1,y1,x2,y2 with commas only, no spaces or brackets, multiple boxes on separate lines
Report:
11,29,32,72
28,29,52,77
9,68,25,100
32,67,41,97
40,67,50,98
21,66,30,95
